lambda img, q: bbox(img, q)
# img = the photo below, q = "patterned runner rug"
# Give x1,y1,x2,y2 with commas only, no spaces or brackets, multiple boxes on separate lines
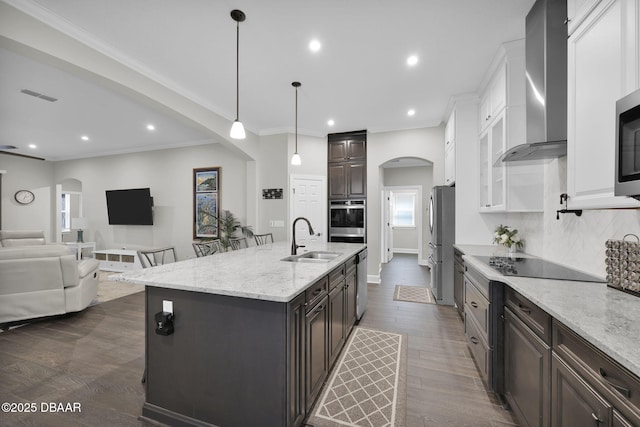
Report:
392,285,435,305
308,327,407,427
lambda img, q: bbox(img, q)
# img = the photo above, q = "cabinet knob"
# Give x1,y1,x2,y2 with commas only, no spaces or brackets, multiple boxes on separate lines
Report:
591,412,600,424
470,336,479,345
470,301,478,309
564,17,570,25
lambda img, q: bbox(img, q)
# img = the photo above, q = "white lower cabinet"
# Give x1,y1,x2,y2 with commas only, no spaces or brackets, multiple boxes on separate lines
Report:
567,0,640,209
93,249,143,272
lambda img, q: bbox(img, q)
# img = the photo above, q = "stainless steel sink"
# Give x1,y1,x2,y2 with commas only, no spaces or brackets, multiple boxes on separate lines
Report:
280,251,342,263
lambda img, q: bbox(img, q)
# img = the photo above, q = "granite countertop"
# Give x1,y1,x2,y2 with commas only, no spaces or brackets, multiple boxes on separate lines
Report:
114,241,366,303
455,244,640,378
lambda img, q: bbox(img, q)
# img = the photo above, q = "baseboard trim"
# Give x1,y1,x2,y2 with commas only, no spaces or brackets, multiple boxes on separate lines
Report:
368,274,381,284
392,248,418,254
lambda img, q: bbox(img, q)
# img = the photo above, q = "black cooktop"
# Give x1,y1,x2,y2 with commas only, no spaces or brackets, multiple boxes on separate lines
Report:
476,256,605,283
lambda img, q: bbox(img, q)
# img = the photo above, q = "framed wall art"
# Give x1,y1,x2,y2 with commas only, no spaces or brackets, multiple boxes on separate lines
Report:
193,167,220,239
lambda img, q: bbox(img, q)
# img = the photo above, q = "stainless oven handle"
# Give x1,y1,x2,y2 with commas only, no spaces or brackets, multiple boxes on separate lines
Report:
330,206,365,209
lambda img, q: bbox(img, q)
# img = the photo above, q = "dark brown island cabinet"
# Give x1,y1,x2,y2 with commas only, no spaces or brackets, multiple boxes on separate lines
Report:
460,260,640,427
141,255,359,427
328,131,367,200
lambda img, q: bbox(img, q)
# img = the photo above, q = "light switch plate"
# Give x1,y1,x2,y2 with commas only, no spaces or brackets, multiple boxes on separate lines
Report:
163,300,173,314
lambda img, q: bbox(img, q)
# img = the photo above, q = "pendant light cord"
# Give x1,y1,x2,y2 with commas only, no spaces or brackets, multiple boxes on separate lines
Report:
295,85,298,153
235,20,240,121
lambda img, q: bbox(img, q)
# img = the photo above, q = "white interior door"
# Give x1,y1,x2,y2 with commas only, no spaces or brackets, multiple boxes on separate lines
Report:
382,189,394,262
290,175,326,246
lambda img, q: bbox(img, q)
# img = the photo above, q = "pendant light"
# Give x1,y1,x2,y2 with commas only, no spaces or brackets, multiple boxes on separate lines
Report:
230,9,246,140
291,81,302,165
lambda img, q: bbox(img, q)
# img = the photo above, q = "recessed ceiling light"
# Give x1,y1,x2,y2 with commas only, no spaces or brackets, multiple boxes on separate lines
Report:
81,135,89,141
407,55,419,66
407,109,416,116
309,39,321,52
327,119,335,126
28,144,37,149
146,124,156,131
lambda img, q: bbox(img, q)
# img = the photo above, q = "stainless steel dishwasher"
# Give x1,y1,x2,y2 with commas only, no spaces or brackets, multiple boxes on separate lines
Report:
356,248,368,319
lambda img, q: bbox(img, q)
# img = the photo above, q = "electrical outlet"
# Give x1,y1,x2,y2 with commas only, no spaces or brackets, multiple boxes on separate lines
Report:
273,220,285,227
163,300,173,314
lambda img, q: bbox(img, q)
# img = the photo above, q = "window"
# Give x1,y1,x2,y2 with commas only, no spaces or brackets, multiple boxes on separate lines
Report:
392,192,416,227
61,193,71,232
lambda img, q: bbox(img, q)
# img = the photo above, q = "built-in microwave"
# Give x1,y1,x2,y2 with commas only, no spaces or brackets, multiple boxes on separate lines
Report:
615,88,640,199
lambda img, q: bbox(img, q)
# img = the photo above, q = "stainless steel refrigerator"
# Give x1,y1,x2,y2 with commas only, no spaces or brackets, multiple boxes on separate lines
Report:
427,186,455,305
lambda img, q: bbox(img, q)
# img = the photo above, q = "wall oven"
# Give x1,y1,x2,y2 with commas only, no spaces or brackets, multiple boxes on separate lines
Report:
329,199,366,243
615,87,640,199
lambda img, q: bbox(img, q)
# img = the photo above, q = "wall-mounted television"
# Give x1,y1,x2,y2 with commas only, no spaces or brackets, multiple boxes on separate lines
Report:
105,188,154,225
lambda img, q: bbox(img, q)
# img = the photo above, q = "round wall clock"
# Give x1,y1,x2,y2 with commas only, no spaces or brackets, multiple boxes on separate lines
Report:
14,190,35,205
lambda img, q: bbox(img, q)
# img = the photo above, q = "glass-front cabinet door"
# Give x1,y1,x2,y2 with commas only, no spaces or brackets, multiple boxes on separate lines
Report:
479,112,506,211
479,132,490,207
491,116,505,208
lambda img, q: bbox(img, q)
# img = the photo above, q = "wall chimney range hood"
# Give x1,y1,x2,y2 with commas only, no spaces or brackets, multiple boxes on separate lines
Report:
499,0,567,162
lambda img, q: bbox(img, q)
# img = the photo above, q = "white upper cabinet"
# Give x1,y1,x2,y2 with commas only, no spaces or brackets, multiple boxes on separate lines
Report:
567,0,640,209
567,0,602,35
478,40,544,213
479,65,507,132
445,108,456,186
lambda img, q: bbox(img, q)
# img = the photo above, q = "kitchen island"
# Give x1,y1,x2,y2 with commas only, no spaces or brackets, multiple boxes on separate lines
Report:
116,241,366,427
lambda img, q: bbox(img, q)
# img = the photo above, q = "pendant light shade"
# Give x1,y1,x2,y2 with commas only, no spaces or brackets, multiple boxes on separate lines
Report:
230,9,246,140
291,81,301,165
230,120,246,139
291,152,301,166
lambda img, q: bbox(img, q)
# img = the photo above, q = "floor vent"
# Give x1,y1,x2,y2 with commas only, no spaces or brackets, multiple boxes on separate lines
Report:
20,89,58,102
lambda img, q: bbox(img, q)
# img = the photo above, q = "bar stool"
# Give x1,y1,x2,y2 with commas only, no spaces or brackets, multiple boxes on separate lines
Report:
254,233,274,246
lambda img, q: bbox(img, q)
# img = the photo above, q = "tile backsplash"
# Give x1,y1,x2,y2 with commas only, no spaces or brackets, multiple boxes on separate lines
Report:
509,158,640,278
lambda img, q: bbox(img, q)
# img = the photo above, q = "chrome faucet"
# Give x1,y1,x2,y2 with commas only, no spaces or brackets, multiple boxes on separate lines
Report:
291,217,315,255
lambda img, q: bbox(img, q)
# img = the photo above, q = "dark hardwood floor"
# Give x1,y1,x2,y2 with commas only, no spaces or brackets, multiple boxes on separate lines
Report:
0,291,148,427
359,253,518,427
0,254,517,426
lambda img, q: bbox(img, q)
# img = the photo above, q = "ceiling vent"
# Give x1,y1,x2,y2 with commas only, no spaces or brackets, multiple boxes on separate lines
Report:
20,89,58,102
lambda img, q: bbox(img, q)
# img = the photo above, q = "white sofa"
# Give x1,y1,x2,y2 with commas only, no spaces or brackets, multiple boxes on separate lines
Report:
0,230,100,325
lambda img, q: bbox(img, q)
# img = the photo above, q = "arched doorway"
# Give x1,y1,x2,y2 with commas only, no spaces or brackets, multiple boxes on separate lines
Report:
380,157,433,266
56,178,83,243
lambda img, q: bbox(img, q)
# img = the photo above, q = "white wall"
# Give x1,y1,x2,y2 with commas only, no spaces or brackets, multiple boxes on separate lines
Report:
257,134,289,241
0,155,55,239
367,127,444,282
51,143,247,260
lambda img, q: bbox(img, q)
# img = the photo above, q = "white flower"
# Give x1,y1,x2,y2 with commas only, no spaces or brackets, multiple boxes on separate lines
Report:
500,234,508,243
512,235,521,243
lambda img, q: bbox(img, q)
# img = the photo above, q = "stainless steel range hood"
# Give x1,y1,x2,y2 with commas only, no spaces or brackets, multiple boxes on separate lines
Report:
499,0,567,162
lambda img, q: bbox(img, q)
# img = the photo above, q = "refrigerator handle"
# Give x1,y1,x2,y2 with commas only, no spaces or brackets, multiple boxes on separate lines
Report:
428,241,437,250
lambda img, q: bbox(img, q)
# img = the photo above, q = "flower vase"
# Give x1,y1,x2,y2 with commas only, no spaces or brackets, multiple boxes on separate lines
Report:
506,245,516,257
